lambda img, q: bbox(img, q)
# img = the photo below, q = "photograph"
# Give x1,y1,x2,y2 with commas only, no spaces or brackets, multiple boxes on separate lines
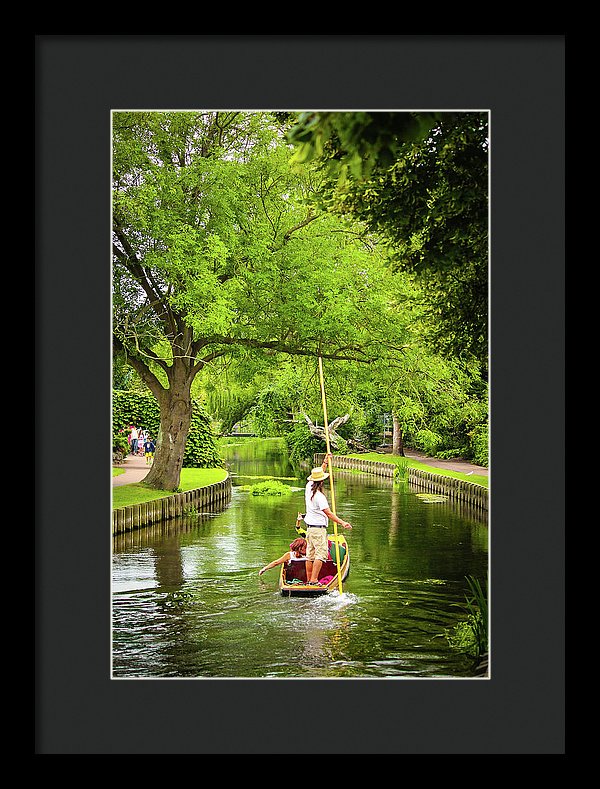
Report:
110,109,490,680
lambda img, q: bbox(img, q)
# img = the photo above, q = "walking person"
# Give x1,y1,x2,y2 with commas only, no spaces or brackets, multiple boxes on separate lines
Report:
304,453,352,585
143,435,155,465
129,424,139,456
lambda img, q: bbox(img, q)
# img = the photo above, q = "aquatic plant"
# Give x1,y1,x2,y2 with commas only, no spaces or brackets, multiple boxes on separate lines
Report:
446,575,488,661
248,480,294,497
415,493,448,503
393,457,409,481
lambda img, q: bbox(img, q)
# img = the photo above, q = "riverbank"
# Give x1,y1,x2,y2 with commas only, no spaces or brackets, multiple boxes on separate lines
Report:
112,454,228,508
112,441,489,506
315,452,488,513
112,454,232,534
347,449,489,488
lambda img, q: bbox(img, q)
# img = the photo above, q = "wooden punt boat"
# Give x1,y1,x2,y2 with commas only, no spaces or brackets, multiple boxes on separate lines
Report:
279,533,350,597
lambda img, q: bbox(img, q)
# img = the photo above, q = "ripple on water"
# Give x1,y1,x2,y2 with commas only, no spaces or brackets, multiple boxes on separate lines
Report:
112,441,487,679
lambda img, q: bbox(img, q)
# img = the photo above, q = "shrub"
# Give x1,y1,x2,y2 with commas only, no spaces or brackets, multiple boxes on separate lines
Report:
285,423,323,463
446,575,488,661
113,433,129,456
248,480,293,496
413,428,442,456
437,447,469,460
469,423,489,466
184,405,225,468
113,390,161,441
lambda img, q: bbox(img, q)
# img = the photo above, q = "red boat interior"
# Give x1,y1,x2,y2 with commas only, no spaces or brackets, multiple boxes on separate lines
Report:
283,559,340,585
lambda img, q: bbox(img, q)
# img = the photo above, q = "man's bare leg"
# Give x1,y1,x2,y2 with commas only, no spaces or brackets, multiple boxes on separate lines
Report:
309,559,323,583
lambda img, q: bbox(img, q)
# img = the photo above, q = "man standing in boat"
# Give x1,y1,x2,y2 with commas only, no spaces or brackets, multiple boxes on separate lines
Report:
304,454,352,585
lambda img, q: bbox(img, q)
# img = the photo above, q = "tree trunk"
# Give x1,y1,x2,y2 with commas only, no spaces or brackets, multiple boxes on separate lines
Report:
143,362,194,491
392,412,404,456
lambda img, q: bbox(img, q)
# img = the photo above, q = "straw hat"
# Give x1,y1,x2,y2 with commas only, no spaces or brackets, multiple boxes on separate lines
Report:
307,467,329,482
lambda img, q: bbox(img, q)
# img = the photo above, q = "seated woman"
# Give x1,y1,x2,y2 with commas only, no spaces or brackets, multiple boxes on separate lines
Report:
258,538,307,576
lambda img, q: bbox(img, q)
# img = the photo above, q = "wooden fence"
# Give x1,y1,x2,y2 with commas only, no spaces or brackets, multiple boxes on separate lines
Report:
315,453,396,477
407,468,488,512
112,476,232,535
314,454,488,513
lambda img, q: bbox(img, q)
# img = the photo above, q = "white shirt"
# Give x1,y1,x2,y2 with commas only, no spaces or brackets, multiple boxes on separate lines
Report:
304,482,329,527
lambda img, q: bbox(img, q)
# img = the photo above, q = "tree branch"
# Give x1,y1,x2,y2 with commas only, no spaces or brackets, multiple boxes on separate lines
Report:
283,212,318,242
191,347,230,377
199,335,373,363
113,335,167,400
113,220,178,338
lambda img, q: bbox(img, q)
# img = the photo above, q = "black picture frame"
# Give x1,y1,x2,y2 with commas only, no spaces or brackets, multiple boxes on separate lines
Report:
36,35,565,755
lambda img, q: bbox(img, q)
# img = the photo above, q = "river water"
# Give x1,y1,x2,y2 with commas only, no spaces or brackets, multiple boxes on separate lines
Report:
112,438,489,679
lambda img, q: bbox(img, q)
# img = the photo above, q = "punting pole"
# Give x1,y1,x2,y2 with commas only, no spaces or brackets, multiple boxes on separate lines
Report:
318,356,343,595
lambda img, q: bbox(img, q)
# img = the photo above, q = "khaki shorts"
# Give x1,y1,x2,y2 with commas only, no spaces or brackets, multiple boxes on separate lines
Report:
306,526,328,562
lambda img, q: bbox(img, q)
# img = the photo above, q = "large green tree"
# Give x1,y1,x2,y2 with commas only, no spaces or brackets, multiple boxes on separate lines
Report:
112,111,405,490
285,111,489,374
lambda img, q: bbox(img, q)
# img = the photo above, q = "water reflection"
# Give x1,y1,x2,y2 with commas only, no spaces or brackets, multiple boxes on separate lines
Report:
112,438,488,679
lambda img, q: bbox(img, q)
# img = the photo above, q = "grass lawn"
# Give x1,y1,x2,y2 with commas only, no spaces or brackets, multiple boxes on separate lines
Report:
113,467,125,477
346,451,489,488
112,467,229,509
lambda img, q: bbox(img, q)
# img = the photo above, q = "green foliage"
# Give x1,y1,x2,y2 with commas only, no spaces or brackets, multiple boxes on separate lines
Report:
392,457,409,481
114,111,399,375
380,350,488,465
447,575,488,661
446,619,480,657
112,389,222,468
469,423,489,466
249,385,291,438
413,428,443,456
286,111,489,373
351,408,385,450
436,448,469,460
246,480,294,497
204,382,256,434
184,405,225,468
113,433,129,456
287,111,445,180
112,353,135,390
285,423,323,463
112,389,161,440
330,434,349,455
